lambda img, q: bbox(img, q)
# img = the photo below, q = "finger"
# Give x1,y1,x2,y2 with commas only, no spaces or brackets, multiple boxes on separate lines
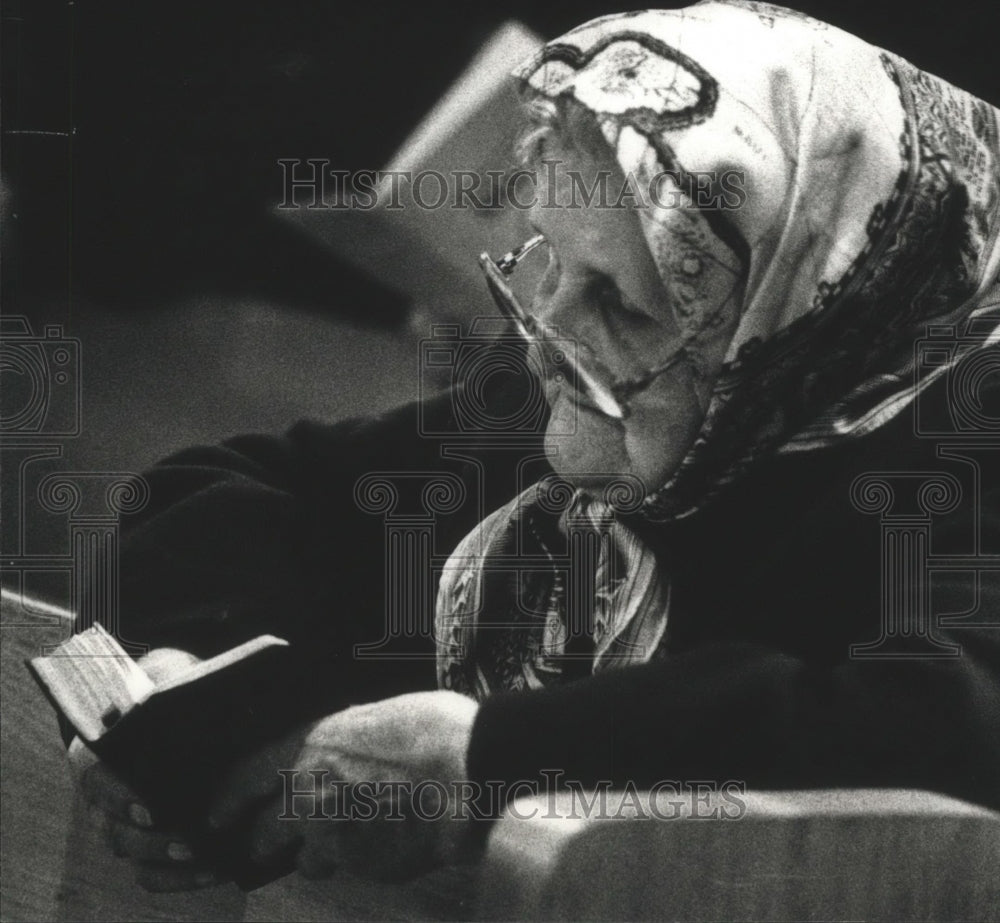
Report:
209,729,307,830
137,648,201,685
315,816,433,883
246,793,303,867
86,803,126,857
77,757,154,828
345,787,442,882
67,736,100,785
297,821,346,880
133,862,223,893
105,817,198,864
359,817,438,882
297,787,435,883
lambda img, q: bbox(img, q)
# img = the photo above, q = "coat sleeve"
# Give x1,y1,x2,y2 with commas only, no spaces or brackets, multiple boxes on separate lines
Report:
113,378,545,702
466,487,1000,812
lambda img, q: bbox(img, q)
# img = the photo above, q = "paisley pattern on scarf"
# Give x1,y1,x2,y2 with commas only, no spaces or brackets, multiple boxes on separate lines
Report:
436,2,1000,697
645,49,1000,517
436,478,668,698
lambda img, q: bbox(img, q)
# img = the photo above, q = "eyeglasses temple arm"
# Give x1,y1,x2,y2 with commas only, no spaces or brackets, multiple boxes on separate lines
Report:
479,252,626,420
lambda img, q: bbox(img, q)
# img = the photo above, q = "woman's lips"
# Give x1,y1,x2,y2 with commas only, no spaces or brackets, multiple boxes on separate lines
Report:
544,376,624,424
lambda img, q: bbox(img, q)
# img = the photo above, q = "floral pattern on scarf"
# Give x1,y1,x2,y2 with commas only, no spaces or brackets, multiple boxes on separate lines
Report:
437,1,1000,696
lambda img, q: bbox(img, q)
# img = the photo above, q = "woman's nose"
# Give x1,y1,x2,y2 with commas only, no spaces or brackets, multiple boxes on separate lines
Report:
534,279,617,359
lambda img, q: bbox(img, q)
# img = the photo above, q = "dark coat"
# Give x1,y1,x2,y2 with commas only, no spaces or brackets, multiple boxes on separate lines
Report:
114,361,1000,812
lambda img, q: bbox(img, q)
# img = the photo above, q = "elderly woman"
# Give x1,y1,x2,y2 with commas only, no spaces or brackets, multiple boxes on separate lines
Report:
72,0,999,891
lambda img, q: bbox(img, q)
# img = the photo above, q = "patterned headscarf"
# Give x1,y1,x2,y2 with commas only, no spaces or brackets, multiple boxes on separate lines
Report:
437,1,1000,698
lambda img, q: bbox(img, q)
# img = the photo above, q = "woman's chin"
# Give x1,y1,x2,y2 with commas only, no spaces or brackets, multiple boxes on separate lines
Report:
543,391,696,497
544,392,629,486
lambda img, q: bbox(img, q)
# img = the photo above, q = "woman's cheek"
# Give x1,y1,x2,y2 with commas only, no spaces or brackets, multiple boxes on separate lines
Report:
542,363,706,493
623,403,702,491
544,392,631,484
624,371,706,489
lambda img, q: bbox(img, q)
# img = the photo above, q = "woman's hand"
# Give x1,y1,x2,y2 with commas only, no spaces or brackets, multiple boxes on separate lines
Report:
67,648,223,892
209,690,481,881
72,656,481,889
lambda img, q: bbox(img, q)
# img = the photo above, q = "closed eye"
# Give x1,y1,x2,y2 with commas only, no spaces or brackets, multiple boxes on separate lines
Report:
585,272,652,327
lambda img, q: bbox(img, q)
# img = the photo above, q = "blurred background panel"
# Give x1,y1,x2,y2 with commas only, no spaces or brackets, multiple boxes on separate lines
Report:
4,0,996,318
1,0,997,565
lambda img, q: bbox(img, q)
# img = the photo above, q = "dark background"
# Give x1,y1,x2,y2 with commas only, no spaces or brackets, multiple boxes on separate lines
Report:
4,0,997,322
1,0,997,572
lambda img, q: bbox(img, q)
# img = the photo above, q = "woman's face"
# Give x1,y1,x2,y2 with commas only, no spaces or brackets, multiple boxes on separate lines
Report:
528,136,729,495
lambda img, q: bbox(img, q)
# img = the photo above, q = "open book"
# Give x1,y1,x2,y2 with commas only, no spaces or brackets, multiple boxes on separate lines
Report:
28,624,330,890
28,624,288,743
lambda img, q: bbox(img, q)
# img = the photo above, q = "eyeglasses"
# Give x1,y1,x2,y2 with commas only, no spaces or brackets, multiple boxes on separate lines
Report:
478,234,696,422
